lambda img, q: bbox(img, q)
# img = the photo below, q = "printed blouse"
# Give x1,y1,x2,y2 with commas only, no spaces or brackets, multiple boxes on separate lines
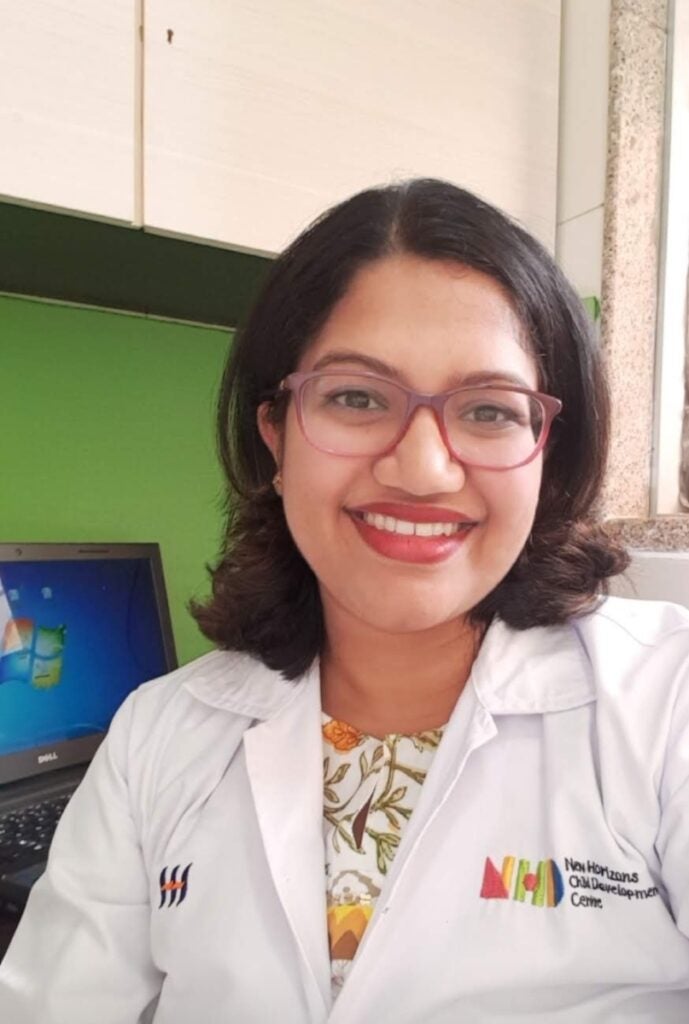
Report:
322,712,446,1000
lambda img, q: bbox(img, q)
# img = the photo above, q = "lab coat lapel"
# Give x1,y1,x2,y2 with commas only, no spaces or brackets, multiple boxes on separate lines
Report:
243,659,331,1018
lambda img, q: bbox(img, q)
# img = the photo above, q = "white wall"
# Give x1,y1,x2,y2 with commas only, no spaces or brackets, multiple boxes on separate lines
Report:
555,0,611,300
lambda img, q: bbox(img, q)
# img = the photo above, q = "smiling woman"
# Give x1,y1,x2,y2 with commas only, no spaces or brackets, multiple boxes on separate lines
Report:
192,180,625,685
3,181,689,1024
254,255,555,683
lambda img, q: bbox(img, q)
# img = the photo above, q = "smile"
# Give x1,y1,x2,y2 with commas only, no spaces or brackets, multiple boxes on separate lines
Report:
346,509,477,564
357,511,464,537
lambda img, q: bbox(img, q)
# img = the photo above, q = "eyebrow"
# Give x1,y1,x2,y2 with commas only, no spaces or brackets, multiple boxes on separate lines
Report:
310,349,534,391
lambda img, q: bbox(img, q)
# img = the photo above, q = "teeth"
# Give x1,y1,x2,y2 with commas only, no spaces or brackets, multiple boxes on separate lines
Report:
361,512,465,537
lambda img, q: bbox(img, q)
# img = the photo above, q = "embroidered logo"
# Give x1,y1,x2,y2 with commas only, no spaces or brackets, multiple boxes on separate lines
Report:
159,863,192,908
480,855,564,907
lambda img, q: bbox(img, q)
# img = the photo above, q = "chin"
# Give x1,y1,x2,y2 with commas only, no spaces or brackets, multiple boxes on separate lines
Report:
349,590,479,635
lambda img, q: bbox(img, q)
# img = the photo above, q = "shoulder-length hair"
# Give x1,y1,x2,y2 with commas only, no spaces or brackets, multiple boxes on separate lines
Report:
191,179,628,680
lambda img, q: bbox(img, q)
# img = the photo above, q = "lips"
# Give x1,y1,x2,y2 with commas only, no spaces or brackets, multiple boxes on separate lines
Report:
348,502,477,524
346,505,478,565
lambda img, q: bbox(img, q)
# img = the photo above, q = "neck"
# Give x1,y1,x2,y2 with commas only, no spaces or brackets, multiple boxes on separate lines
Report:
319,599,483,739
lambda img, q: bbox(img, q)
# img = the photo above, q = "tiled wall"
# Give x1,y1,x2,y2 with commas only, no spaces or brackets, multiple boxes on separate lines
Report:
600,0,668,522
557,0,684,546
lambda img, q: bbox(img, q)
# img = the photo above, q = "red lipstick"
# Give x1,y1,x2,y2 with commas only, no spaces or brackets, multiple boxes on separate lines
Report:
351,502,476,523
346,503,477,565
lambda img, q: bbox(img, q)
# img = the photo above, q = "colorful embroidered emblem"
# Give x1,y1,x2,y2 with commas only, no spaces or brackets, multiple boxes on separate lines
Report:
159,863,192,907
480,855,564,907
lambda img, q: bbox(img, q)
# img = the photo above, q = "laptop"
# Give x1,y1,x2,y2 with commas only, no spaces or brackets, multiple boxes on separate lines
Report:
0,542,177,909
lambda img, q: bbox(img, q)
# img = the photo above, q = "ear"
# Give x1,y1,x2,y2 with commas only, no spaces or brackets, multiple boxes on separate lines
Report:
257,401,283,467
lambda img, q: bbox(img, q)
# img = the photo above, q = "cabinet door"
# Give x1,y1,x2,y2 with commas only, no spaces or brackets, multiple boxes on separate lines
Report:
144,0,560,255
0,0,137,223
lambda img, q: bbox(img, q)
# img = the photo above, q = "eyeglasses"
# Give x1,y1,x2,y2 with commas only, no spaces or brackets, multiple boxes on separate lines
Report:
277,371,562,470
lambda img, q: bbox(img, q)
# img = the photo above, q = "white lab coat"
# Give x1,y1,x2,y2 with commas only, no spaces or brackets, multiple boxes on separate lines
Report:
2,596,689,1023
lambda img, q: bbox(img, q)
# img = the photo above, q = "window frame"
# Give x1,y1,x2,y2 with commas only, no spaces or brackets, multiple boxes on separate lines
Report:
651,0,689,513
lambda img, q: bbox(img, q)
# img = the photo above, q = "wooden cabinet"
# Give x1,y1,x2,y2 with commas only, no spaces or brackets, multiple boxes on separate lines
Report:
0,0,137,224
0,1,561,253
143,0,561,255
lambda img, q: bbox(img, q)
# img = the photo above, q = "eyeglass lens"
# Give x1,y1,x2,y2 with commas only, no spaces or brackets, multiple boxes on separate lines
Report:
299,374,546,468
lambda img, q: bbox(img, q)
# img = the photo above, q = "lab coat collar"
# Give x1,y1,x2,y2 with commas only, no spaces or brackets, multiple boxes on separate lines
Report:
182,613,596,722
470,615,595,715
186,654,332,1017
183,648,301,719
242,661,332,1018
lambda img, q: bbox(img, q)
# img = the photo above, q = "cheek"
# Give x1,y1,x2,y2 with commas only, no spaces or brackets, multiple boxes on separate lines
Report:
280,428,351,558
510,462,542,516
478,462,542,543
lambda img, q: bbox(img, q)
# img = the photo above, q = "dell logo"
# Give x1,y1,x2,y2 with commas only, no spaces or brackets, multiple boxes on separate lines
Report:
38,751,58,764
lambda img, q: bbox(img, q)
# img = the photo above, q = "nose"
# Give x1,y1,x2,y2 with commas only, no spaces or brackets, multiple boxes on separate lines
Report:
372,406,467,495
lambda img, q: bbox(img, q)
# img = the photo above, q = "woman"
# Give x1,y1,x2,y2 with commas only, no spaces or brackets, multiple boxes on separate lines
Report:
1,179,689,1022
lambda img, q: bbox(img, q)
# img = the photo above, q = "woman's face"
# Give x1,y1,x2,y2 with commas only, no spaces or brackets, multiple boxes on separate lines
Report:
258,254,543,635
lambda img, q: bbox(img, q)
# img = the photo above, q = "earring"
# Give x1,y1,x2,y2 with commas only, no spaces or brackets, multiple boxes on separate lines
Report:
273,470,283,495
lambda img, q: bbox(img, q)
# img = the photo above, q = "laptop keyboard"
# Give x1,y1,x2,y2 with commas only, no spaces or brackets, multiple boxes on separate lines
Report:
0,792,74,867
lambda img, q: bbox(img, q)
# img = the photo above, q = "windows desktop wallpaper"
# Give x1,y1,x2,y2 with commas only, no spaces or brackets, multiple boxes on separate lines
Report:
0,559,169,756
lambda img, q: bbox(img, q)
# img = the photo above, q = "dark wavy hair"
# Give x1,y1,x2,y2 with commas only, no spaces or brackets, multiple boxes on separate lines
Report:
191,178,628,680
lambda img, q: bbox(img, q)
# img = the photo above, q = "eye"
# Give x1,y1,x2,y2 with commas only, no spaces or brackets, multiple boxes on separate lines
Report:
328,389,388,411
464,403,519,424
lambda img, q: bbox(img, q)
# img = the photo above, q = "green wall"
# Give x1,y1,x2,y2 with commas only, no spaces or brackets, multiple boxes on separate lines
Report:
0,294,233,665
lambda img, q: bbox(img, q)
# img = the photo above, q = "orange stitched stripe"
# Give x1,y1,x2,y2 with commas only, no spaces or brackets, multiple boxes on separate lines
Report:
161,881,185,891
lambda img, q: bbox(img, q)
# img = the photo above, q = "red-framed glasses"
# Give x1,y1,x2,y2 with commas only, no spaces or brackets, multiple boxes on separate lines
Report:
277,371,562,470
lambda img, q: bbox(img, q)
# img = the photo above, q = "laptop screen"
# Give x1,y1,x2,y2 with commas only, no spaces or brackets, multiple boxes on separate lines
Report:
0,543,177,784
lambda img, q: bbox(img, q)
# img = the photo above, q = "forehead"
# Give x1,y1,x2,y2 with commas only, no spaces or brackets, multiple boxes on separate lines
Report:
301,254,538,391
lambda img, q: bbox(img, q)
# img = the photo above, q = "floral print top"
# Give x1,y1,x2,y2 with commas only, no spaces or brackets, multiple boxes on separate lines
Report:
322,712,446,1000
